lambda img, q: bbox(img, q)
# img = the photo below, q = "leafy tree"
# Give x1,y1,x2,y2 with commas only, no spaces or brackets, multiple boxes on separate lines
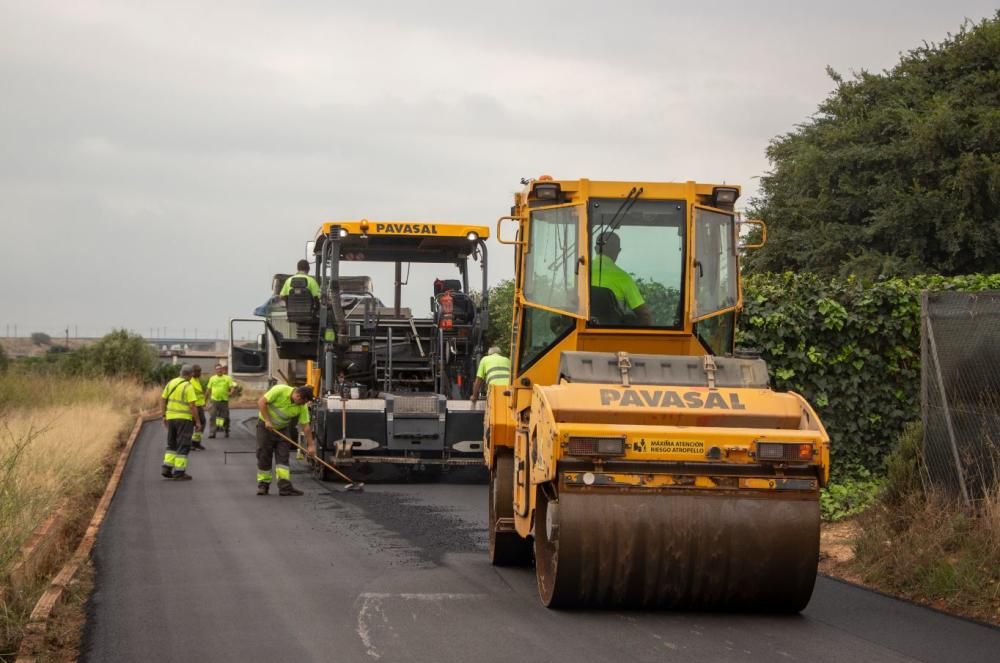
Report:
30,332,51,346
485,279,515,353
745,13,1000,278
84,329,158,380
0,343,8,374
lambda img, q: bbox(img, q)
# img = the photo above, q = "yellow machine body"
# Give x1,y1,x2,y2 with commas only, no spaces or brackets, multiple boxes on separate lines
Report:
484,178,830,609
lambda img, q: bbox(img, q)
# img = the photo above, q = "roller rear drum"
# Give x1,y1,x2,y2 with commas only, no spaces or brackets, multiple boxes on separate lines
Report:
534,488,819,610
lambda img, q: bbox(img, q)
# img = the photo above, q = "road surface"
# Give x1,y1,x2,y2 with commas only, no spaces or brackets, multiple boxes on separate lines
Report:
82,413,1000,662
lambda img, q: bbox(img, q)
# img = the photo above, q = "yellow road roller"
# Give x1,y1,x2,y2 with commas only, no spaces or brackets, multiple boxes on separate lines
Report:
483,178,830,609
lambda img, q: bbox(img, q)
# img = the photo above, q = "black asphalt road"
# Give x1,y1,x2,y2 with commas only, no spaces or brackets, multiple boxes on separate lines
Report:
83,414,1000,662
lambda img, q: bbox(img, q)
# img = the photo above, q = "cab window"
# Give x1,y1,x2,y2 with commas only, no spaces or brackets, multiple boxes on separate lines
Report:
588,198,685,328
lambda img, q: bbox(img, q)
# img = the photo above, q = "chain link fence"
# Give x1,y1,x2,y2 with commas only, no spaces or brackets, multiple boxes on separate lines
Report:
921,290,1000,505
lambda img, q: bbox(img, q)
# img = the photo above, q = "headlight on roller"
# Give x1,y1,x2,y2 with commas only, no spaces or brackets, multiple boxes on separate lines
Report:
567,436,626,457
756,441,814,461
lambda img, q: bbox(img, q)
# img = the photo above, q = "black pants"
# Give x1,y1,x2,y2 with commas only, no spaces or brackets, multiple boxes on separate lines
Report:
164,419,193,475
256,422,295,488
209,401,230,434
193,406,206,442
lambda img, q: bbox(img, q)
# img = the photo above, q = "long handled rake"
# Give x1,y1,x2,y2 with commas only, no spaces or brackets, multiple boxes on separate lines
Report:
271,427,364,492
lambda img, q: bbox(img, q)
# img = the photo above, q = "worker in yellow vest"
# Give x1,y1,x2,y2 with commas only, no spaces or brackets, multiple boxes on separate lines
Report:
160,364,201,480
256,384,316,496
470,346,510,403
206,363,237,438
279,259,320,298
190,365,208,450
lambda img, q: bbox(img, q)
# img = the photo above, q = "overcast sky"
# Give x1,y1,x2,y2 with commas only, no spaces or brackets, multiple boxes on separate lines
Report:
1,0,995,339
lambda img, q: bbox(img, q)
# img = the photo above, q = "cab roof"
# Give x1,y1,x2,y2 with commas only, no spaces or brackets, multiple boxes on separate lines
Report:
314,220,490,263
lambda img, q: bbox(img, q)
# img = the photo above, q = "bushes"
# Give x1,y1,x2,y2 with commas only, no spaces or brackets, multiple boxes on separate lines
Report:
84,329,158,379
740,272,1000,479
14,329,160,383
0,343,8,374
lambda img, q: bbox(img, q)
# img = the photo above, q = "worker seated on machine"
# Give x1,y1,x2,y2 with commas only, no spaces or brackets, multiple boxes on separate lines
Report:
591,231,653,326
280,259,321,324
280,260,320,300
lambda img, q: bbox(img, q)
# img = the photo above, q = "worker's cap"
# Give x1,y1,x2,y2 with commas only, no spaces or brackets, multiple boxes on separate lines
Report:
180,364,194,376
488,346,501,355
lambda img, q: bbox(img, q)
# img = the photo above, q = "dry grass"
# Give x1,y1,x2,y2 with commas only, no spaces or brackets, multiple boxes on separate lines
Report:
0,405,131,571
0,375,155,657
0,373,159,414
849,487,1000,625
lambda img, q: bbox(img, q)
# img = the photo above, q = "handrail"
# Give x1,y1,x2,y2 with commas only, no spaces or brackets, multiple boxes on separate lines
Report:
496,215,523,245
740,218,767,249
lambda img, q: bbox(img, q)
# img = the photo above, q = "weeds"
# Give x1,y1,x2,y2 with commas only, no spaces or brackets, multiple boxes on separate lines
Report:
848,422,1000,624
820,470,882,521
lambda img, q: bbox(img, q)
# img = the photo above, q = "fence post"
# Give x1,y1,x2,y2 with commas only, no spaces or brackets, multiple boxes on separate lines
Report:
924,295,971,507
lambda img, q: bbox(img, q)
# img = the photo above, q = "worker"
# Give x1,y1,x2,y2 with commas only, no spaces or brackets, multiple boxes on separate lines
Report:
279,259,320,298
592,231,653,325
205,363,237,438
256,384,316,496
190,365,207,450
470,346,510,403
160,364,201,480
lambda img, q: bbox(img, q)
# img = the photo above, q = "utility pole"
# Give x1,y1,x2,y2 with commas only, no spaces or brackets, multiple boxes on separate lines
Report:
66,326,70,347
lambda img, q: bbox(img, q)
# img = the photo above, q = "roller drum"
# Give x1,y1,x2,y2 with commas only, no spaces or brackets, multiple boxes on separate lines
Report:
534,489,820,610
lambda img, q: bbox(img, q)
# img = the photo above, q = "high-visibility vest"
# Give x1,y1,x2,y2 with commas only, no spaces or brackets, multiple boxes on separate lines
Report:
280,272,320,297
477,354,511,386
162,378,195,421
191,378,206,407
207,374,235,402
258,384,310,428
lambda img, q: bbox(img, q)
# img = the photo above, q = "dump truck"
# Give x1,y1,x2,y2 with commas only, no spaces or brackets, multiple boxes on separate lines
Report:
262,219,491,481
484,178,831,609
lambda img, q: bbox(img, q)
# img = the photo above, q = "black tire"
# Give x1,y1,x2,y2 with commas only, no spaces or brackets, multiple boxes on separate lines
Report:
489,455,533,566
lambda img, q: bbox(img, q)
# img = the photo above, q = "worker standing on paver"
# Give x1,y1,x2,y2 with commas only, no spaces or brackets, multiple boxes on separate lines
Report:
470,346,510,403
205,363,237,438
190,365,208,450
256,384,316,496
161,364,201,480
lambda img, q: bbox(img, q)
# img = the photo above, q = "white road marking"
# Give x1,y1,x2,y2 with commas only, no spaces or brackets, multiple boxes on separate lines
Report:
356,592,485,659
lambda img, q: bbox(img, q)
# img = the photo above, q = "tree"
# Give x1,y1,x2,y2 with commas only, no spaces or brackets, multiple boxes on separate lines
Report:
30,332,51,346
84,329,158,379
744,13,1000,278
485,279,514,353
0,343,8,374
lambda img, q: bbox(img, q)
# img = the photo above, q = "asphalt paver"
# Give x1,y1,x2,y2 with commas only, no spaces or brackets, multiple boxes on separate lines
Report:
82,413,1000,662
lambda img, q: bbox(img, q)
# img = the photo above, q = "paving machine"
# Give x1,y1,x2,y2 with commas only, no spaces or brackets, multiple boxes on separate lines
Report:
484,178,831,609
265,220,490,481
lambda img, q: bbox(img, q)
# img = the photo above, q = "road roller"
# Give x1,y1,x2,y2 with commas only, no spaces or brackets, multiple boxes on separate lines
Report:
483,177,831,609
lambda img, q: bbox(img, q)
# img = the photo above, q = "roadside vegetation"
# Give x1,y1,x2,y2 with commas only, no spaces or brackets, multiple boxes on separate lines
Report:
0,330,161,658
843,424,1000,624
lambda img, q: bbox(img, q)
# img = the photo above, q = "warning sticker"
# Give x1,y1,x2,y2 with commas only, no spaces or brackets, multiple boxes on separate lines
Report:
632,439,705,454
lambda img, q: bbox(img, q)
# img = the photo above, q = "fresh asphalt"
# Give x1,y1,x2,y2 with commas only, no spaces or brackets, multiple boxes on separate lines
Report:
82,412,1000,662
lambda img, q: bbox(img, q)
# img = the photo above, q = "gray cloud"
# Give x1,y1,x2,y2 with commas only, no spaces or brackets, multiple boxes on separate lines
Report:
1,0,995,337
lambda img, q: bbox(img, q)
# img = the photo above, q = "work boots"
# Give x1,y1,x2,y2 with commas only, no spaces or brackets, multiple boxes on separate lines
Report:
257,482,270,495
279,484,304,497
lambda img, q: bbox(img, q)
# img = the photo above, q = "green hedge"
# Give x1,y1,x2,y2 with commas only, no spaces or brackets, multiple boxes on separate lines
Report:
739,273,1000,479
